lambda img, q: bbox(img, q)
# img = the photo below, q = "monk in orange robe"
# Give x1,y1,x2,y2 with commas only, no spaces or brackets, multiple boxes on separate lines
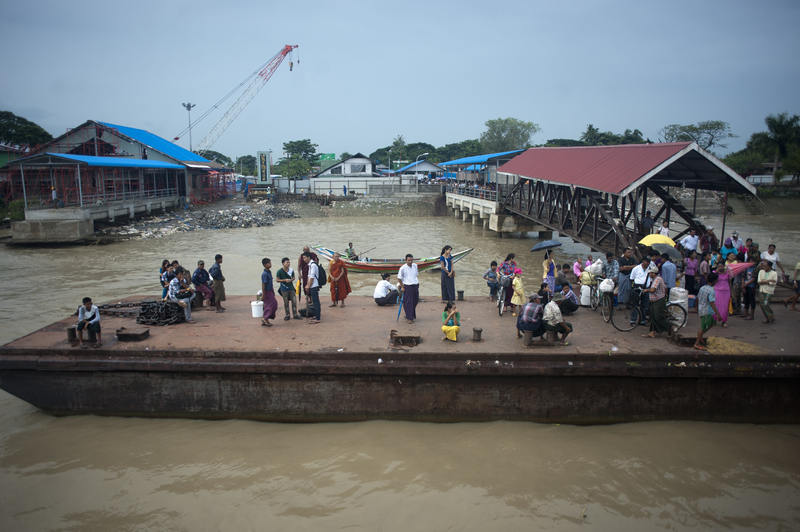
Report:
329,252,352,307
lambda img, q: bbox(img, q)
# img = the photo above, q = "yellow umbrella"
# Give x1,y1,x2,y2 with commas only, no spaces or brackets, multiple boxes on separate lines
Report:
638,234,676,247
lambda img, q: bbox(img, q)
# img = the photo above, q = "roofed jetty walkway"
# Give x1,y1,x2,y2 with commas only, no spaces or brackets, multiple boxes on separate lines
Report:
496,142,757,256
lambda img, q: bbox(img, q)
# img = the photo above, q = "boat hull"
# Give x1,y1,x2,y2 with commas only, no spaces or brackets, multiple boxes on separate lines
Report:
312,246,473,273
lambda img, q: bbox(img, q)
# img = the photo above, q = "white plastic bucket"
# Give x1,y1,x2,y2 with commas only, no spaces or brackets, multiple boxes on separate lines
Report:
251,300,263,318
580,285,592,306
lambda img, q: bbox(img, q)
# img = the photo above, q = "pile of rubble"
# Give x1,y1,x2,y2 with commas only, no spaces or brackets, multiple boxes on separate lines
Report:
95,203,299,241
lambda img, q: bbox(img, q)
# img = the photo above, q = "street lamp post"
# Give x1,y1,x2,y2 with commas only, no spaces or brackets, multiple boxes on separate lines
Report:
182,102,196,152
415,152,429,193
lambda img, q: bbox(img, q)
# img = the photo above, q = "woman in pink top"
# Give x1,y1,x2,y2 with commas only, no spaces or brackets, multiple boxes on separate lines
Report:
684,250,699,294
713,261,731,327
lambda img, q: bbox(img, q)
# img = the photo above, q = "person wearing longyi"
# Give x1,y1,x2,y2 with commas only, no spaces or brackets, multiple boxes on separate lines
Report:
397,254,420,323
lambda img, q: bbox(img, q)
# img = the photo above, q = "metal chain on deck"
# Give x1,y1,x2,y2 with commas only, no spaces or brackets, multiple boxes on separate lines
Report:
135,301,186,326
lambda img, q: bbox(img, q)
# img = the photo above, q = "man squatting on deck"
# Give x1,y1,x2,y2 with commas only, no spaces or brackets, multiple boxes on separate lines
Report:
76,296,101,347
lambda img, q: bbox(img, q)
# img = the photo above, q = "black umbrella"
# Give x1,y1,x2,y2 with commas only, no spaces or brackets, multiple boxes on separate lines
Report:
651,243,682,261
530,240,562,252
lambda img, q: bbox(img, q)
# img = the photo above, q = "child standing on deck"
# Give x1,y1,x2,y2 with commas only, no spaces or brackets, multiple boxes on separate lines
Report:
511,268,525,316
483,261,499,300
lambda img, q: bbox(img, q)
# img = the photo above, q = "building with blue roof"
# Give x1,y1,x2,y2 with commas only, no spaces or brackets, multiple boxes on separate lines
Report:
439,149,525,183
1,119,234,242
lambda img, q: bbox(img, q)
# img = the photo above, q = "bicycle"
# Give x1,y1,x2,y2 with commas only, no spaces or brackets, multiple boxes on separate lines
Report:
666,301,687,334
497,274,513,317
589,276,605,311
610,285,644,332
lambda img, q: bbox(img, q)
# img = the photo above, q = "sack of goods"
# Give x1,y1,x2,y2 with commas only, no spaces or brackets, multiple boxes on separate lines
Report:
500,275,513,287
599,278,615,293
588,259,605,276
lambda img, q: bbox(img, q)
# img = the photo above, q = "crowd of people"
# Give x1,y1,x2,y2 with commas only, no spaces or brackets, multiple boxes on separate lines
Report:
73,227,795,349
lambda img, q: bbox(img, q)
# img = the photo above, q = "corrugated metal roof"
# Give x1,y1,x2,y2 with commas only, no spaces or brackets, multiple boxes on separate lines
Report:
395,160,444,172
45,152,184,169
98,121,209,163
440,149,525,167
497,143,694,195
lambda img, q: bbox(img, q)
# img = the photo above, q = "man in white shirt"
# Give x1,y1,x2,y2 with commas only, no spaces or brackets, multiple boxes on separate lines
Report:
397,254,420,323
543,298,572,345
374,273,399,306
303,252,321,323
730,231,745,251
761,244,786,279
658,220,670,236
76,296,101,347
629,257,652,325
679,229,699,253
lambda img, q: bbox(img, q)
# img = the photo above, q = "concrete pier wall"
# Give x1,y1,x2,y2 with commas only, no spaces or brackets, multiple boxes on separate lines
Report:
12,196,181,243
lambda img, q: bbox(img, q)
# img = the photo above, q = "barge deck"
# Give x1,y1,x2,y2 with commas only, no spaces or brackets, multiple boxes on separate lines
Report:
1,295,798,424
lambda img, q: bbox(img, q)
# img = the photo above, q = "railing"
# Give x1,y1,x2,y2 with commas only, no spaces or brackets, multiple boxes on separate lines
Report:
81,187,179,206
445,184,497,201
367,184,443,195
25,187,180,210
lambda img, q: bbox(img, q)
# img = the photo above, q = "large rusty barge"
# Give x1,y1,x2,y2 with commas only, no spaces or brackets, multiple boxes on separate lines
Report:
1,296,798,424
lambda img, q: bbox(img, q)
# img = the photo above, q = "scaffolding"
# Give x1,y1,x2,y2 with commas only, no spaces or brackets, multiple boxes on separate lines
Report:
190,170,236,204
3,162,183,210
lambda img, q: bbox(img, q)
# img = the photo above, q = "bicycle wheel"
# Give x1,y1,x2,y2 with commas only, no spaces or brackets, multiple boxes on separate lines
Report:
667,303,687,334
600,293,612,323
590,287,599,311
611,304,639,332
497,287,505,316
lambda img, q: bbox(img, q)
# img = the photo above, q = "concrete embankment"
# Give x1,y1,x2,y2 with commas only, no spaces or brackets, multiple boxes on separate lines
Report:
1,295,797,424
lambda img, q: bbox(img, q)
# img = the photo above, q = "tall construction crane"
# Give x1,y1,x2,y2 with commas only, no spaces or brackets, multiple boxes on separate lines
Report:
174,44,298,153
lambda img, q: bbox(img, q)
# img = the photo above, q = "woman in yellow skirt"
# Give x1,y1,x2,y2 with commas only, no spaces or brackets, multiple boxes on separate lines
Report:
441,302,461,341
511,268,526,316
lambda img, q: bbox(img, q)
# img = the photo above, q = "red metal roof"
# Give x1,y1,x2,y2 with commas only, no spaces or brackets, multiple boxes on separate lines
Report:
497,142,693,195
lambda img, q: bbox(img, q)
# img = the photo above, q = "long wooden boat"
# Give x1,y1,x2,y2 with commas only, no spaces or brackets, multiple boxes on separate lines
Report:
312,246,473,273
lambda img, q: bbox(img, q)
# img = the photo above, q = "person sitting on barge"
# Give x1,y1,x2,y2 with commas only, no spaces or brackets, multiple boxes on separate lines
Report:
166,267,195,323
192,260,214,308
374,273,399,306
543,294,572,346
517,293,545,344
441,302,460,342
76,296,102,347
558,283,580,315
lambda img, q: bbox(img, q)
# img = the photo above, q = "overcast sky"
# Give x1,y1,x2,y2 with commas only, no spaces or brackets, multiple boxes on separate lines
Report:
2,0,798,160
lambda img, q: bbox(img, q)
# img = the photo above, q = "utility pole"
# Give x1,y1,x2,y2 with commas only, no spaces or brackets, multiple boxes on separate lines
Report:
182,102,196,152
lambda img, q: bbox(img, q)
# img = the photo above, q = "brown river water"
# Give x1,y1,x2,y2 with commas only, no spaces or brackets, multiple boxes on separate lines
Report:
1,212,799,530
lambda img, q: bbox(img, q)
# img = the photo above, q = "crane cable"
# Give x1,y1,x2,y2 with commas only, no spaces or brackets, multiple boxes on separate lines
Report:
173,48,294,142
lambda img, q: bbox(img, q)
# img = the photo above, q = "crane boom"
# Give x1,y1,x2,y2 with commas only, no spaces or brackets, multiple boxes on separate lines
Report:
196,44,298,152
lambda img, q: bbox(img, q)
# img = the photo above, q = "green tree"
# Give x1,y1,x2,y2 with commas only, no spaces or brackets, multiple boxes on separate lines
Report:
659,120,735,152
545,138,585,147
197,149,233,167
282,139,318,163
273,156,311,178
722,149,763,176
406,142,436,162
480,117,539,152
235,155,256,175
763,112,800,177
339,152,353,160
433,139,483,162
0,110,53,146
580,124,647,146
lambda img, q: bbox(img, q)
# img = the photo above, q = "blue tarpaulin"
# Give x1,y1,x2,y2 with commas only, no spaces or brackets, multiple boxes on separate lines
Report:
439,149,524,167
45,152,185,169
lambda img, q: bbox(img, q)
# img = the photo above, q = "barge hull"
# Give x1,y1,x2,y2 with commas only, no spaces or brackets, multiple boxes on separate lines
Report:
1,367,798,424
